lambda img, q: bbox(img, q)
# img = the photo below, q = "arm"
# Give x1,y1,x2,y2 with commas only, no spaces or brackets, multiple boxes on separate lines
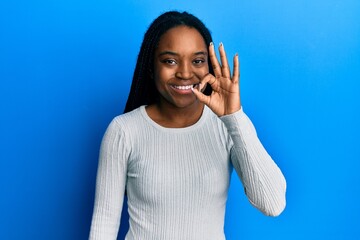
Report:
221,109,286,216
193,42,286,216
89,118,129,239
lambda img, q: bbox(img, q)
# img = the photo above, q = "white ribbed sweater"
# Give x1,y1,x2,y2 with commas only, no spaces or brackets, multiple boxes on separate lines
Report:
89,106,286,240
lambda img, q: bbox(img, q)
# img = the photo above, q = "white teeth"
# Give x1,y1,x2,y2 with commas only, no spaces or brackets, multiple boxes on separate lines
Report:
173,85,192,90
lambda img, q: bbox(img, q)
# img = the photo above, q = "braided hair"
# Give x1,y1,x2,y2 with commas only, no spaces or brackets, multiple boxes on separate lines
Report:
123,11,214,113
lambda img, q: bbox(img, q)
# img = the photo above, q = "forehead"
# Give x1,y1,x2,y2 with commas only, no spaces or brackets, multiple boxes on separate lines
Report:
156,25,207,53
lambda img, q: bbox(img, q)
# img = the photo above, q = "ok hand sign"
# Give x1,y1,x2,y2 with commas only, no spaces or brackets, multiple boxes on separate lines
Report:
192,42,241,116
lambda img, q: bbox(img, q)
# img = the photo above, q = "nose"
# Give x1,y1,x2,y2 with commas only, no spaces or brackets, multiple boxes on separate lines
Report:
175,62,193,80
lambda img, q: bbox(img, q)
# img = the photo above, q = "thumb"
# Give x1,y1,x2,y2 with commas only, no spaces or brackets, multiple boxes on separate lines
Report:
191,86,210,105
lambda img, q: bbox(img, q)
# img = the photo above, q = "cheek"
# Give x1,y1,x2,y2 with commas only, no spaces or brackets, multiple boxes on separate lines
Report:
195,65,209,79
154,62,172,79
154,76,164,93
154,68,172,92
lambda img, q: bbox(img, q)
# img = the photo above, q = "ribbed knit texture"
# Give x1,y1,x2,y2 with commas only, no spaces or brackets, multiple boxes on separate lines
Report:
89,106,286,240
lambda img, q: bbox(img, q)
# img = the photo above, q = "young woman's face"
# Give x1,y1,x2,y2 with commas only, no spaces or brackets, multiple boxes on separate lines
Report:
153,25,209,109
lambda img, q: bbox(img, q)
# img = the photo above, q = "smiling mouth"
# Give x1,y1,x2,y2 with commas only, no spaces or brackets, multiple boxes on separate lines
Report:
172,84,199,90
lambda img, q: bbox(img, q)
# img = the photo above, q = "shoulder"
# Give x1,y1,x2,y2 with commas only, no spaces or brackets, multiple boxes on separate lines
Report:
104,106,145,137
113,106,143,125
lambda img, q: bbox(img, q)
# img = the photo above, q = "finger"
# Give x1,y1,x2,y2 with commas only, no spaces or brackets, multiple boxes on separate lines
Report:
209,42,222,78
232,53,240,83
200,73,217,90
219,42,231,79
191,86,211,105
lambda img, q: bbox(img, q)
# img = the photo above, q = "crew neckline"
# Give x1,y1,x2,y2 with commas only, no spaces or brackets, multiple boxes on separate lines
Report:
139,105,209,132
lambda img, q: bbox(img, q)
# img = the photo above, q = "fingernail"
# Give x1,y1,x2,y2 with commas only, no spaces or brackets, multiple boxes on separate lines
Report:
219,42,223,48
235,53,238,57
210,42,213,46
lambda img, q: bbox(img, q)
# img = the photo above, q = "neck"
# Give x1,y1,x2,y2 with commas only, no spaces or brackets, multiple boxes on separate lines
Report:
146,101,204,128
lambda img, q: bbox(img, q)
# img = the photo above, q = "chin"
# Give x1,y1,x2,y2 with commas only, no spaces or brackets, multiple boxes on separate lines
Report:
174,99,200,109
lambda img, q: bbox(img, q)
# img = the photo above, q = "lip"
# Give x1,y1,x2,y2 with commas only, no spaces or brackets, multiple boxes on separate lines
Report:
170,83,199,94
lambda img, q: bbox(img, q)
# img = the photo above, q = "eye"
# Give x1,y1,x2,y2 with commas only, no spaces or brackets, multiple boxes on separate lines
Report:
193,59,206,65
162,59,177,65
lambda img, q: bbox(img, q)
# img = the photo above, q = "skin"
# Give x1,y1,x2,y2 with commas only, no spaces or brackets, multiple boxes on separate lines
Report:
146,25,241,128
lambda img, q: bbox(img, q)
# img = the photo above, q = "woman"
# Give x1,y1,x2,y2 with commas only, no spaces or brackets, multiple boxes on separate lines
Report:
89,11,286,240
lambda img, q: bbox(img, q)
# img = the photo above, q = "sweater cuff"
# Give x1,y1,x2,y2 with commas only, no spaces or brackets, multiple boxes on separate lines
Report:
219,107,257,136
219,107,245,124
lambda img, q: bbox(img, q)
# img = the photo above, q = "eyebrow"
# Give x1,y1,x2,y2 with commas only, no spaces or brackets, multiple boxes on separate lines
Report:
158,51,208,57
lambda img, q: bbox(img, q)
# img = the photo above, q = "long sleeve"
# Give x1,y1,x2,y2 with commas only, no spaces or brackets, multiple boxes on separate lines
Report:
220,108,287,216
89,118,130,239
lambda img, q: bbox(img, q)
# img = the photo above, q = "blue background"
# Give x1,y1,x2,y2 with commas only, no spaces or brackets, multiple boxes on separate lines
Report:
1,0,359,239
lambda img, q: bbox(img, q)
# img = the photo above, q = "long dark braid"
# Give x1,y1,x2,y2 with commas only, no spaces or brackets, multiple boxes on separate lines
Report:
124,11,214,113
